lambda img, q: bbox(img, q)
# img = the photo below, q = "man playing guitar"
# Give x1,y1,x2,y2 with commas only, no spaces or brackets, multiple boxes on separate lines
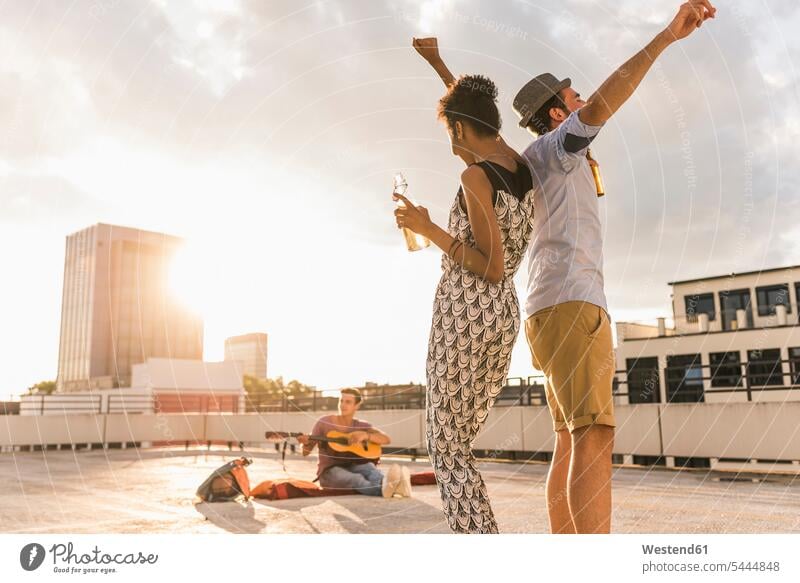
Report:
297,388,412,498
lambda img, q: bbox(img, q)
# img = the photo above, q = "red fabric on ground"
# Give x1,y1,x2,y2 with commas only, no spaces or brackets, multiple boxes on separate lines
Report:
251,471,436,500
410,471,436,486
251,479,355,499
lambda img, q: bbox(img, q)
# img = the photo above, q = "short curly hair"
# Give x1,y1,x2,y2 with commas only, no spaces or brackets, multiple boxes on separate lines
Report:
437,74,501,138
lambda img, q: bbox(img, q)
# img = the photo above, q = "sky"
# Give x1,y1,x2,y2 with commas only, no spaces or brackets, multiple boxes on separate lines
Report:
1,0,799,396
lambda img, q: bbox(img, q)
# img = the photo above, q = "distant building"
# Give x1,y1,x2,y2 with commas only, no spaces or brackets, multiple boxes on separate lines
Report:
22,358,244,415
224,333,268,379
0,400,20,415
615,264,800,406
56,223,203,392
131,358,244,413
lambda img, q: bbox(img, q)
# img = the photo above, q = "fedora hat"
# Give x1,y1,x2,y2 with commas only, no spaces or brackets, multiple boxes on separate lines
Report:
513,73,571,128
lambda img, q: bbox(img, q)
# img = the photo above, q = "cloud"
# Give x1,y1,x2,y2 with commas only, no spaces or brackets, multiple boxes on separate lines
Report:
479,0,800,317
1,0,799,390
0,171,107,223
150,0,254,96
0,50,97,162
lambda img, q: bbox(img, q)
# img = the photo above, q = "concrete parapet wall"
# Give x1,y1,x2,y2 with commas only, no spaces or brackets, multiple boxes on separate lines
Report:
0,414,104,446
660,402,800,460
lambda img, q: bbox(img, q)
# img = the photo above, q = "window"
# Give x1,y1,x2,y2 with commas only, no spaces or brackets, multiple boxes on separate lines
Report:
626,357,661,404
709,352,742,387
747,348,784,387
632,455,666,467
666,354,705,403
790,347,800,386
718,289,753,331
756,284,791,316
674,457,711,469
684,293,715,322
796,283,800,323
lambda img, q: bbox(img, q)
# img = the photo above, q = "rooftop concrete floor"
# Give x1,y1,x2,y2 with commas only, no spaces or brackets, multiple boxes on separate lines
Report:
1,448,799,534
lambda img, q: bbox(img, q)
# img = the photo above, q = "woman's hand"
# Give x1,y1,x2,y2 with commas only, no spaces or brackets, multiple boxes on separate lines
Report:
412,37,441,64
394,193,433,238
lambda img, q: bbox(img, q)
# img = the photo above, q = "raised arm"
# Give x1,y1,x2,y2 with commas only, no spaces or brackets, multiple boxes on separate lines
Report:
413,37,455,87
412,37,516,159
579,0,716,127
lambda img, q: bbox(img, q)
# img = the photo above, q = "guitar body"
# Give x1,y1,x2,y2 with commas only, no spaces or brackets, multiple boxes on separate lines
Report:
323,430,382,460
265,430,382,461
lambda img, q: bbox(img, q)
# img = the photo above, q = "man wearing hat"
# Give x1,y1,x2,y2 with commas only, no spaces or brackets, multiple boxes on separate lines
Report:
413,0,716,533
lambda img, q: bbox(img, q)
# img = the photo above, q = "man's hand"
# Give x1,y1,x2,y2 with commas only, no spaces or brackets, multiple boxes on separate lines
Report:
664,0,716,41
297,433,314,456
412,37,441,64
579,0,717,127
347,430,370,445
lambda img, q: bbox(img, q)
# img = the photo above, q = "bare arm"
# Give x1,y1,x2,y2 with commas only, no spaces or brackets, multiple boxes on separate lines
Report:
412,37,516,159
346,428,391,446
458,166,504,284
365,427,391,446
580,0,716,127
413,37,455,87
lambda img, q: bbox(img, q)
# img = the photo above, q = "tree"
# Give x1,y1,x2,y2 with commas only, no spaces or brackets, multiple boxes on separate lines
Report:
243,375,316,402
26,380,56,395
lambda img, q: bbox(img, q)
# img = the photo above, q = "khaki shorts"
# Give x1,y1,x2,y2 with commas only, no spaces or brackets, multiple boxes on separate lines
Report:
525,301,616,433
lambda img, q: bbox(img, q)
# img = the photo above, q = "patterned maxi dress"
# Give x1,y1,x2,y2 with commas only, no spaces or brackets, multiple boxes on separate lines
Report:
425,160,535,534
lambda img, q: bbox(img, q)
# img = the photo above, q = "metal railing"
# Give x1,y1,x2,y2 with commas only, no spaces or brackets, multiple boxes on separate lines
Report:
12,394,243,416
242,377,548,412
8,376,552,416
244,393,340,413
620,303,800,339
19,396,102,415
7,376,546,415
615,358,800,403
107,395,153,414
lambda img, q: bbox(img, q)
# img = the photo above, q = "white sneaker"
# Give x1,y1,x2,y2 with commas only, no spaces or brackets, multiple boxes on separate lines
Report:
394,466,413,498
381,464,402,498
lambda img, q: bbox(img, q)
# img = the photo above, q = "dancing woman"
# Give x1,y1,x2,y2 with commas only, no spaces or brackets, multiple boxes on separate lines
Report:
393,74,535,533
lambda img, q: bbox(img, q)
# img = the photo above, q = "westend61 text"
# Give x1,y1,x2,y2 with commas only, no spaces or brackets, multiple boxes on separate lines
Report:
49,543,159,565
642,544,708,555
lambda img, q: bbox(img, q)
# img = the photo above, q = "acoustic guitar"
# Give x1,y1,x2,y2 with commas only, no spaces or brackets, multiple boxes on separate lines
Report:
265,430,382,460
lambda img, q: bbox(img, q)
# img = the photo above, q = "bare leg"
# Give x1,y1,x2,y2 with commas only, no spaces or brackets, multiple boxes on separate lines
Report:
546,429,575,534
568,425,614,534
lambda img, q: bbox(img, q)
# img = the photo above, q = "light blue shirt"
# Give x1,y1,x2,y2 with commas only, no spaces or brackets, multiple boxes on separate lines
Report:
522,110,607,318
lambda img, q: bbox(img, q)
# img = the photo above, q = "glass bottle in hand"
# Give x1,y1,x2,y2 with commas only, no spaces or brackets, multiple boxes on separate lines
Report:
393,172,431,252
586,149,605,197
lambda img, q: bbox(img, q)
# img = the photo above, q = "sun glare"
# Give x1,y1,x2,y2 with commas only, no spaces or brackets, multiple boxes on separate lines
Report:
168,244,209,315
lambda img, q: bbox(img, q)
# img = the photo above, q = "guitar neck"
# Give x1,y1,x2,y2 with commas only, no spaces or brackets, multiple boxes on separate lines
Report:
265,431,350,445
